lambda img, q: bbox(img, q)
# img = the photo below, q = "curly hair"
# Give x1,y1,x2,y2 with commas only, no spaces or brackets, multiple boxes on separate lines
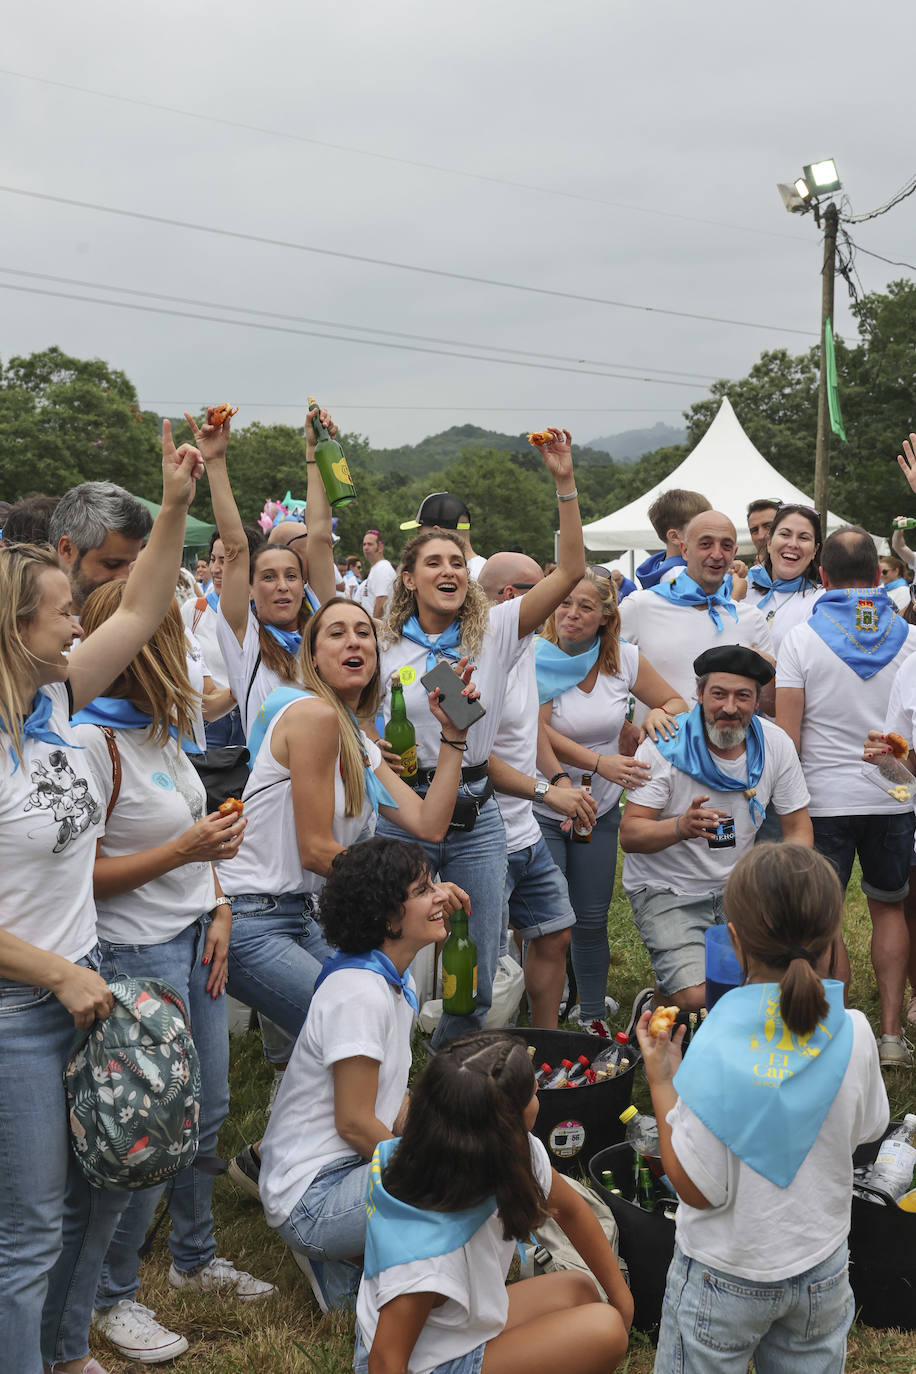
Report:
318,837,430,952
380,530,490,662
540,566,620,676
382,1031,549,1242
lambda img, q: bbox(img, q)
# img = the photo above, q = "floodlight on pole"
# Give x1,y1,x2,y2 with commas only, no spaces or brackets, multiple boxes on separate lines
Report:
803,159,842,196
794,177,812,201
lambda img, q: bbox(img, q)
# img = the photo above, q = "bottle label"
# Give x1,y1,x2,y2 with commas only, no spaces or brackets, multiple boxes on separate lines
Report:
332,456,353,485
442,970,457,1000
472,964,477,996
399,745,418,779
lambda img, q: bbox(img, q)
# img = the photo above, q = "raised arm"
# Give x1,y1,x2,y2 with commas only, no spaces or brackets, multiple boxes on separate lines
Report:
303,406,339,607
68,422,202,711
187,408,249,644
517,429,586,638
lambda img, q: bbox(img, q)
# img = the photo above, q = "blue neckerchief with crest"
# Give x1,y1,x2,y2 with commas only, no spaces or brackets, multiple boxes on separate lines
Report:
649,571,739,632
674,980,852,1186
807,586,907,679
363,1137,496,1279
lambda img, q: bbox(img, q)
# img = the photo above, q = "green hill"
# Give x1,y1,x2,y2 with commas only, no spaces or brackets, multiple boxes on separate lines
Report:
371,424,611,477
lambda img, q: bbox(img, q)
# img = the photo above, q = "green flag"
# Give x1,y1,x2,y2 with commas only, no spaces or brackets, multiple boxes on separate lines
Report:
825,317,847,442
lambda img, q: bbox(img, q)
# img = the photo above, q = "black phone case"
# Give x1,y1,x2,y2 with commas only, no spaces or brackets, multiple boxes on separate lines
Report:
420,660,486,732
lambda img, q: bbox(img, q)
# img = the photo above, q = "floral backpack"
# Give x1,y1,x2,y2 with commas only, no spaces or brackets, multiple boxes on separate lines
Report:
64,976,201,1190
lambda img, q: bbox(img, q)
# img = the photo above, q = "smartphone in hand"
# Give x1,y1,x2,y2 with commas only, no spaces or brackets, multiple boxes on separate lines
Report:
420,660,486,732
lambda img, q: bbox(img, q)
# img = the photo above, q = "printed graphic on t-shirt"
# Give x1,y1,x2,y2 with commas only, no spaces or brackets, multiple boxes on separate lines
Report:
23,749,102,852
162,751,205,822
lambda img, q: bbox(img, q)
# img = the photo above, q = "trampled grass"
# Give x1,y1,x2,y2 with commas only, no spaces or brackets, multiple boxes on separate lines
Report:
93,859,915,1373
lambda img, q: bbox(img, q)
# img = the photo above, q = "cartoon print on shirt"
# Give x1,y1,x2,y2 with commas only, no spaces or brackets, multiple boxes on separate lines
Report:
24,750,103,852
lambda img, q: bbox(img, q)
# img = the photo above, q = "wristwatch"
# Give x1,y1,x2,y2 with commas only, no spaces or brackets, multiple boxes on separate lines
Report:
533,779,550,801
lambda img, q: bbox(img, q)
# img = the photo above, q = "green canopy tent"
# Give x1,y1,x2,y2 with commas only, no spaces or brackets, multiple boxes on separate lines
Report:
132,497,216,557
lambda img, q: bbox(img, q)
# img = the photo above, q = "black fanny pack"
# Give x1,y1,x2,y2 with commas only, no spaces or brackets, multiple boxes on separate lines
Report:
447,777,495,832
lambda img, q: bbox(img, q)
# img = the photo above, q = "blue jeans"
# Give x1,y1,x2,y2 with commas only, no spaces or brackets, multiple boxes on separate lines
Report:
277,1154,369,1310
504,836,577,940
655,1241,853,1374
204,704,246,748
0,957,127,1372
94,916,230,1307
227,892,333,1039
377,784,508,1046
538,805,621,1020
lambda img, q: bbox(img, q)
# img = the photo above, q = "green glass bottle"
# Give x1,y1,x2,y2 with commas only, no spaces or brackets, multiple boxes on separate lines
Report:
385,673,418,785
441,908,477,1015
307,396,357,508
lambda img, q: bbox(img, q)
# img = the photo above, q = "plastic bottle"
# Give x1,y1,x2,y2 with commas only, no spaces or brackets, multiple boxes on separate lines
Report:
308,396,357,507
592,1031,630,1075
540,1059,575,1089
564,1054,592,1086
619,1105,660,1157
572,772,593,843
534,1062,554,1088
385,673,418,784
441,909,477,1015
866,1115,916,1200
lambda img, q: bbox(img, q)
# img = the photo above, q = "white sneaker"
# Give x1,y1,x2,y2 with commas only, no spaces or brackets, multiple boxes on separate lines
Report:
568,995,620,1024
877,1032,914,1068
92,1301,188,1364
168,1257,276,1301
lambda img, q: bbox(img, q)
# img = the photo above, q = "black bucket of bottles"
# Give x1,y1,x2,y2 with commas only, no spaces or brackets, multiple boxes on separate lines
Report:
506,1027,638,1177
849,1124,916,1330
589,1142,676,1334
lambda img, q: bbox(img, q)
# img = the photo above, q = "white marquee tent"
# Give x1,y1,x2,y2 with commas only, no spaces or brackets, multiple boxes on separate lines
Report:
582,397,853,555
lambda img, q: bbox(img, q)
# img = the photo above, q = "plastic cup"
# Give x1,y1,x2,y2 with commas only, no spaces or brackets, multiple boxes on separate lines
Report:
705,925,743,1009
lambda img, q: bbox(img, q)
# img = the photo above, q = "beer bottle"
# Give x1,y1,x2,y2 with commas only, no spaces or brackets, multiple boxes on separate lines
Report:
441,908,477,1015
572,772,594,844
385,673,418,784
307,396,357,508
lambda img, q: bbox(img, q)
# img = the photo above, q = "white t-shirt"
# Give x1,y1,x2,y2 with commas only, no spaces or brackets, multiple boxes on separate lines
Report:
776,619,916,815
75,727,216,945
260,965,416,1226
216,606,297,737
534,640,640,820
181,597,229,690
622,720,809,896
671,1009,888,1282
184,631,209,754
491,644,542,853
0,682,103,963
618,590,773,726
356,558,397,615
380,598,529,769
356,1135,552,1374
887,583,910,611
467,553,487,581
217,697,380,897
744,583,823,655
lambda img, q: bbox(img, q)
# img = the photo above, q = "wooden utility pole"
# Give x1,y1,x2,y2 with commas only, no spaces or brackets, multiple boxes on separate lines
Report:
814,200,838,521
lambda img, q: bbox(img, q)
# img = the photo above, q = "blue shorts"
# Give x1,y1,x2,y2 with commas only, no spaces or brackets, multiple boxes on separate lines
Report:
504,836,576,941
812,812,915,902
628,888,726,995
354,1325,486,1374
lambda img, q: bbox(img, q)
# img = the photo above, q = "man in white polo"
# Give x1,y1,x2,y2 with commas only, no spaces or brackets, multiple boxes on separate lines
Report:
620,646,811,1017
356,530,396,619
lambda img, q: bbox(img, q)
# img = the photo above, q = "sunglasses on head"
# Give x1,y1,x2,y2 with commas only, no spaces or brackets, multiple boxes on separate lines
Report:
772,503,820,523
587,564,614,580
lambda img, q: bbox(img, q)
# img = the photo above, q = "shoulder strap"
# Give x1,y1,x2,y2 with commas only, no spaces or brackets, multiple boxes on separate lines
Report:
244,649,263,718
192,596,209,633
100,726,122,823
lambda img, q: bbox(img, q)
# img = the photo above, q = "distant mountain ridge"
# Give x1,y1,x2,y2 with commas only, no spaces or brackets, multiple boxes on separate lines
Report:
369,422,681,477
584,421,687,462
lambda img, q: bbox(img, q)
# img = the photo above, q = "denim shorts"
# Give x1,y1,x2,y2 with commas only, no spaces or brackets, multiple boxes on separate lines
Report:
353,1325,486,1374
656,1241,853,1374
628,888,726,995
504,836,576,941
812,812,915,901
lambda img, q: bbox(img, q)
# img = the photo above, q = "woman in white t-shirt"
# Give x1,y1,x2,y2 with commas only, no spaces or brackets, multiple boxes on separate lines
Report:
636,844,888,1374
0,429,206,1374
744,503,824,653
355,1030,632,1374
187,405,338,736
71,582,272,1362
536,568,685,1037
260,836,456,1312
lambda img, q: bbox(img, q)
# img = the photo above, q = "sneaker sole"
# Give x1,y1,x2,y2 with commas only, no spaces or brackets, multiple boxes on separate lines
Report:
290,1249,329,1314
93,1328,188,1365
227,1156,261,1200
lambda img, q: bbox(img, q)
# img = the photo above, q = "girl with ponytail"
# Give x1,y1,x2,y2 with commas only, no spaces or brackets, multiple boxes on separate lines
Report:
636,843,889,1374
356,1030,631,1374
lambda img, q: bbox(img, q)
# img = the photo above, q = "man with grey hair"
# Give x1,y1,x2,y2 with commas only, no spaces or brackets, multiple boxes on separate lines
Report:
481,552,598,1027
50,480,152,608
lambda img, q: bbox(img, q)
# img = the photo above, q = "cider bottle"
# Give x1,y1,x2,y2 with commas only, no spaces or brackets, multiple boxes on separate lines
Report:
441,909,477,1015
572,772,594,844
307,396,357,507
385,673,418,784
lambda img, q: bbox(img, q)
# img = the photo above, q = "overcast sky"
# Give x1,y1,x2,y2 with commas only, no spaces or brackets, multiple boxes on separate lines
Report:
2,0,913,451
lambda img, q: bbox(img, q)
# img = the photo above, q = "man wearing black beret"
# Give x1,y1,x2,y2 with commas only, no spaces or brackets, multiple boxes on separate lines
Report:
619,646,812,1019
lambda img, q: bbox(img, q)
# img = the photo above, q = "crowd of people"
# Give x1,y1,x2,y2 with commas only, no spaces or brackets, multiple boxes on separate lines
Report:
1,408,914,1374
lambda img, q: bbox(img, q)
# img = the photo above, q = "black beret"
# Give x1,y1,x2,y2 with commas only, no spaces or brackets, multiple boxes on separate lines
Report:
693,645,775,685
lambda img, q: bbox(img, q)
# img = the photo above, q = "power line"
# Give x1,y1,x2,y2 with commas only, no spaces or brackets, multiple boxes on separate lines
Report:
0,184,816,338
840,174,916,225
0,281,711,387
0,66,804,245
145,402,686,413
0,266,718,382
840,237,916,275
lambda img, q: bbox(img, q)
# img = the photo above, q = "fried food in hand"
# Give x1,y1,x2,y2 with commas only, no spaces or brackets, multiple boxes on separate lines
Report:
218,797,244,818
527,429,553,447
886,732,910,759
648,1005,679,1037
208,404,239,427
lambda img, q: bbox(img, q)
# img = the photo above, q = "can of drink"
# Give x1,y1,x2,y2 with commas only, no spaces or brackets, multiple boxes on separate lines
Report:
706,814,736,849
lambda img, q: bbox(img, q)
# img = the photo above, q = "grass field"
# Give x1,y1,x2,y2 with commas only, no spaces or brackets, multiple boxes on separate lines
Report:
92,860,916,1374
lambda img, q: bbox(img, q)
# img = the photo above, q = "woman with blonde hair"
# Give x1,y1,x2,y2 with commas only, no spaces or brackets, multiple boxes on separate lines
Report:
375,428,588,1047
535,565,686,1037
0,427,204,1374
69,583,272,1364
